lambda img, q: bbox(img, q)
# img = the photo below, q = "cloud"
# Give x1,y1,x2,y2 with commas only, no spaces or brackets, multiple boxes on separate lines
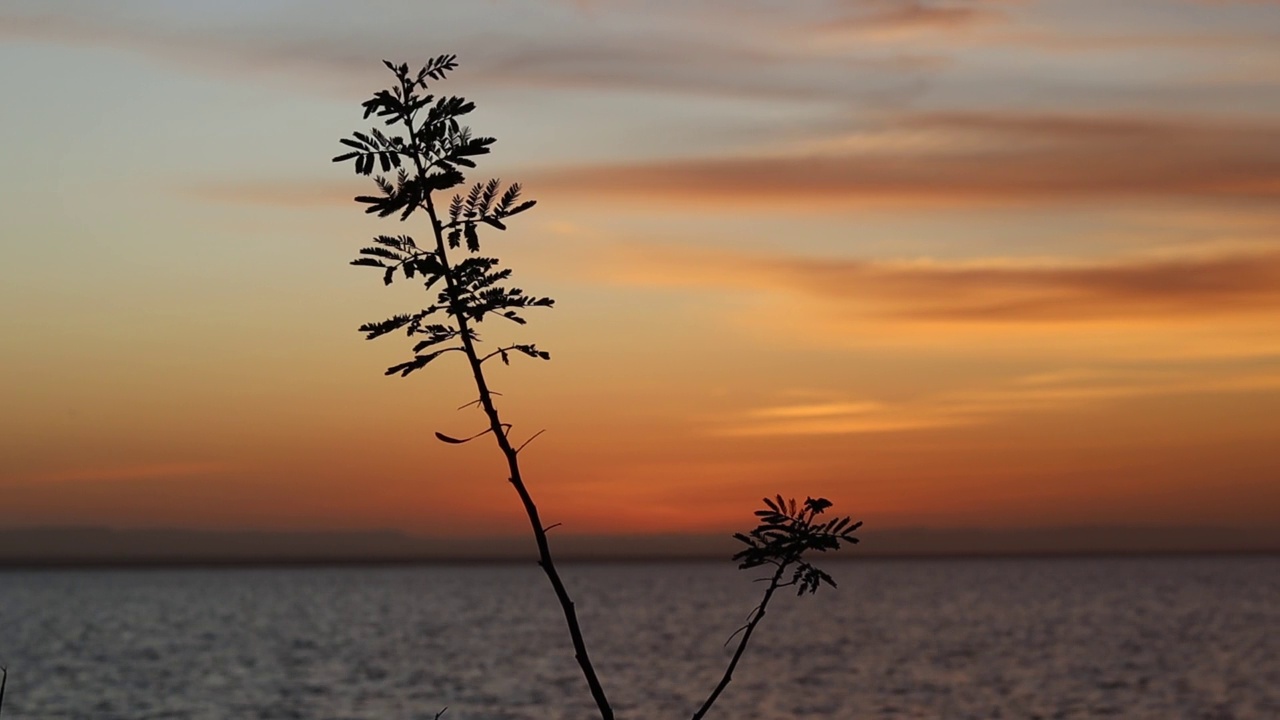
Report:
814,1,1001,40
713,364,1280,437
804,0,1262,53
725,399,964,436
469,38,936,103
717,404,967,437
192,112,1280,222
0,7,935,106
529,111,1280,208
607,243,1280,323
0,9,402,103
747,401,887,419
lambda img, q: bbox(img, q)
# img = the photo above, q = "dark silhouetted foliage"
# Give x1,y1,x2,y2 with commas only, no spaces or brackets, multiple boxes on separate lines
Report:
336,58,861,720
335,57,612,720
735,495,861,595
335,59,551,382
690,497,860,720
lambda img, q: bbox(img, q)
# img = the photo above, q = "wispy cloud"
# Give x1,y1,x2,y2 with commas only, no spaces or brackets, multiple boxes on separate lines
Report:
530,112,1280,208
0,11,372,90
714,365,1280,437
469,35,937,103
810,3,1270,52
716,401,966,437
814,1,1003,41
0,7,934,105
607,244,1280,324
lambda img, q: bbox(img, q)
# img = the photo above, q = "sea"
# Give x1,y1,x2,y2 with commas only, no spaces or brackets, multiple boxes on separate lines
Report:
0,557,1276,720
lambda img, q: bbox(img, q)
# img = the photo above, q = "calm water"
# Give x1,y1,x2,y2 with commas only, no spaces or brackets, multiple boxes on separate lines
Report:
0,557,1276,720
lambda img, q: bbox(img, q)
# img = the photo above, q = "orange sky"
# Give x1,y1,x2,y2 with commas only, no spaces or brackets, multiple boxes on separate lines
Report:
1,1,1278,546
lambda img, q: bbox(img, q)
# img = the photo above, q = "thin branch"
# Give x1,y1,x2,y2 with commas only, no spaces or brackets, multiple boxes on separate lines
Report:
457,390,504,411
424,193,614,720
515,429,546,454
543,522,563,533
435,423,511,445
351,63,613,720
1,665,7,718
722,622,750,648
478,346,512,363
691,563,788,720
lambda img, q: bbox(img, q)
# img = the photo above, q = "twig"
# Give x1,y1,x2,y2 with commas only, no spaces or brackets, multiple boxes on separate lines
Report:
691,564,787,720
722,622,749,647
1,665,7,717
434,423,511,445
457,391,503,411
515,429,546,454
423,192,614,718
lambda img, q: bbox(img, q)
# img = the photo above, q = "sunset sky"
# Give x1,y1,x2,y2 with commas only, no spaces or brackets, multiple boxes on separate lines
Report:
2,1,1278,548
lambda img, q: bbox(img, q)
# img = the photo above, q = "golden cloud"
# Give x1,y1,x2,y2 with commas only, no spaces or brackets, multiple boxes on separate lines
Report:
713,366,1280,437
814,1,1001,41
608,244,1280,323
529,112,1280,208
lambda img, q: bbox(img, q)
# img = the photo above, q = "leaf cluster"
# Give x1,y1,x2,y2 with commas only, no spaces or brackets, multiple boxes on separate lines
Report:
335,59,553,379
446,179,537,251
733,496,862,595
332,57,494,220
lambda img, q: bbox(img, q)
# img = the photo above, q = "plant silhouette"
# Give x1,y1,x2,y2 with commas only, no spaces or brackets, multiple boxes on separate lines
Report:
335,57,861,720
696,496,861,719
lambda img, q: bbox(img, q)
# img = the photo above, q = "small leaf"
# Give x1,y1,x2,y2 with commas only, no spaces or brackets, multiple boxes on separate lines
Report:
504,199,536,216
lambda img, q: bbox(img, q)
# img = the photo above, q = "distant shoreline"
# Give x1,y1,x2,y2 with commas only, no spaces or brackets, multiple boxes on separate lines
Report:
2,525,1276,569
2,548,1277,571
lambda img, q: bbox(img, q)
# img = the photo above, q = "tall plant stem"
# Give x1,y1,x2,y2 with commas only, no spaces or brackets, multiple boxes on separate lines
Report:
691,563,788,720
421,194,615,720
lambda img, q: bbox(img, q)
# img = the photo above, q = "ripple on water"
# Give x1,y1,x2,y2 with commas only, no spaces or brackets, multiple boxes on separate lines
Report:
0,557,1276,719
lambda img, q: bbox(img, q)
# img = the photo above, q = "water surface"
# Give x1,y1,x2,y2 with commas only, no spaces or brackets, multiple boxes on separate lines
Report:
1,557,1276,719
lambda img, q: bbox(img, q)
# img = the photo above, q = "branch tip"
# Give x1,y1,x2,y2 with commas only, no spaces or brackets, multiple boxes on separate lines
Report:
515,428,547,454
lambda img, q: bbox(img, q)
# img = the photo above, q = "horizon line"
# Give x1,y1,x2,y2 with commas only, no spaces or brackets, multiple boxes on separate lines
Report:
3,548,1278,572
